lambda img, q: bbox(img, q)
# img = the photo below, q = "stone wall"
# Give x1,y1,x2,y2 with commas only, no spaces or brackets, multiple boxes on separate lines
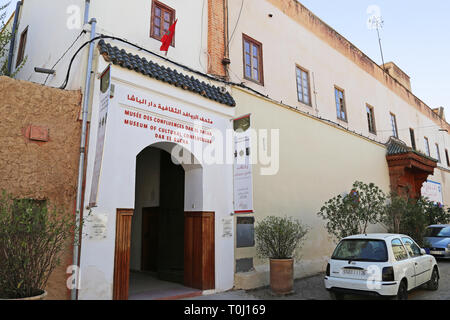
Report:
0,76,82,299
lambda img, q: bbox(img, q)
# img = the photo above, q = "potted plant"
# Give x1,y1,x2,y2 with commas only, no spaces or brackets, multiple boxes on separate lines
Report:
0,191,80,300
254,216,308,295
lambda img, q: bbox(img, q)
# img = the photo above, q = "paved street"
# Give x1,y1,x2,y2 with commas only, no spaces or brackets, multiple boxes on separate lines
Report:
188,259,450,300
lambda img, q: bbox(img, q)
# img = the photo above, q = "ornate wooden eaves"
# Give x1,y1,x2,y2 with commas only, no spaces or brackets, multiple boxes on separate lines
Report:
386,138,437,199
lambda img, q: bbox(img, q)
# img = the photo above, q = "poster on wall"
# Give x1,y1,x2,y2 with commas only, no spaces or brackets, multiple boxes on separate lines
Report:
421,180,444,206
89,65,111,208
233,114,254,214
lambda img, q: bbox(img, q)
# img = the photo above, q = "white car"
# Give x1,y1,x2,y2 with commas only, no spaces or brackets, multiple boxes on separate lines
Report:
324,234,439,300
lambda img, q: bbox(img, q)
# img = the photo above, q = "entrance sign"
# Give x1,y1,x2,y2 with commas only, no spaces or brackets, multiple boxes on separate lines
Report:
233,115,254,214
88,213,108,240
89,65,111,208
222,217,233,238
421,180,444,205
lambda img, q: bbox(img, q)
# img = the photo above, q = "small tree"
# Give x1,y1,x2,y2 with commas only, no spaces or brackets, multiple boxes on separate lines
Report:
383,192,450,247
254,216,308,260
317,181,386,242
0,191,79,299
424,200,450,226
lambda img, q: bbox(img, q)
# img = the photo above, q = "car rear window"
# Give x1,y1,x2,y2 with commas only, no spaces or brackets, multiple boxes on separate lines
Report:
332,239,388,262
425,227,450,237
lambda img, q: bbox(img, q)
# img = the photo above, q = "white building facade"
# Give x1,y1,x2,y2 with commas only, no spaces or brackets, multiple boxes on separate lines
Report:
6,0,450,298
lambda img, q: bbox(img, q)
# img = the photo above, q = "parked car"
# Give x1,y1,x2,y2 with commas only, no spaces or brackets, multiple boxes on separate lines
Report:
324,234,439,300
424,225,450,259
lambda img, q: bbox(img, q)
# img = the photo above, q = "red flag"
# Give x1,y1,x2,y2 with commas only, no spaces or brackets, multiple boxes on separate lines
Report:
160,19,177,52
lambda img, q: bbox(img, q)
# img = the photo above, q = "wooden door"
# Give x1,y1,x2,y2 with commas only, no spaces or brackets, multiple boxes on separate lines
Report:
141,207,159,272
184,211,215,290
113,209,134,300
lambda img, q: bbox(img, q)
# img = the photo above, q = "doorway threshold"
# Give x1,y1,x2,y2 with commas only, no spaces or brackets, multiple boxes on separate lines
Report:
128,271,202,300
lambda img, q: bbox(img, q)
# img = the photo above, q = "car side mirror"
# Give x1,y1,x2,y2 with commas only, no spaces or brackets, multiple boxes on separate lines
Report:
420,248,426,255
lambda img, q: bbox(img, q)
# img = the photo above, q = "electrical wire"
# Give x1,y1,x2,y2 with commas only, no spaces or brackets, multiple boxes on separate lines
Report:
376,124,445,133
43,30,86,85
228,0,244,45
57,33,448,148
59,33,270,103
198,0,206,72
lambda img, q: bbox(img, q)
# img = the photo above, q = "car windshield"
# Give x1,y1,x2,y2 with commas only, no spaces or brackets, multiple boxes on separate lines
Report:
332,239,388,262
425,227,450,238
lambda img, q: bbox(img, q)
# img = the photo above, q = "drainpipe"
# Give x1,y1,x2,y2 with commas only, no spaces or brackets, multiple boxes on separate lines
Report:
71,17,97,301
7,1,23,75
84,0,90,24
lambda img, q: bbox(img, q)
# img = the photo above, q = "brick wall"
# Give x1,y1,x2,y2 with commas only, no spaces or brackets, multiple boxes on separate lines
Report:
208,0,227,78
0,76,82,300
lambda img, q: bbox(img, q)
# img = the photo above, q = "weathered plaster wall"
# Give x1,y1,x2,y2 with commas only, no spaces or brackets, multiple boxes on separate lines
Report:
0,76,82,299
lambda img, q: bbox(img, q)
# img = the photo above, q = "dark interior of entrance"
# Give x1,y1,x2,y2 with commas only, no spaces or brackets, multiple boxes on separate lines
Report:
134,147,185,284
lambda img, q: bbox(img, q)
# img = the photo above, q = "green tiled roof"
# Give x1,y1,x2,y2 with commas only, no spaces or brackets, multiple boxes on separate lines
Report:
386,137,437,162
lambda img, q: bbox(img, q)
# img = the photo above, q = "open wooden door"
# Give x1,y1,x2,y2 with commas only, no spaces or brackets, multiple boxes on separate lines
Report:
184,211,215,290
113,209,134,300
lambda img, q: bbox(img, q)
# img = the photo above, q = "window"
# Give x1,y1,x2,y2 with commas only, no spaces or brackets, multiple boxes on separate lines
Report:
366,104,376,134
436,144,441,163
150,1,175,44
401,237,422,258
16,26,28,67
334,87,347,122
446,149,450,167
331,239,388,262
390,113,398,138
243,34,264,85
424,137,431,156
295,66,311,105
392,239,408,261
409,128,416,150
425,226,450,238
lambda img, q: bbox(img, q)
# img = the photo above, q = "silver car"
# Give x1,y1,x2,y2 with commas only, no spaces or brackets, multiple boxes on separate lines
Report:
425,225,450,258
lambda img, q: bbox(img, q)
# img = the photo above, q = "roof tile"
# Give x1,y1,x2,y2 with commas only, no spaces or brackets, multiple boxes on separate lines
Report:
98,40,236,107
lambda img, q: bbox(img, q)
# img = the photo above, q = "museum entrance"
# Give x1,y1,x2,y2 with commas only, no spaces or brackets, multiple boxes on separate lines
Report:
140,149,185,282
117,142,215,300
127,145,191,299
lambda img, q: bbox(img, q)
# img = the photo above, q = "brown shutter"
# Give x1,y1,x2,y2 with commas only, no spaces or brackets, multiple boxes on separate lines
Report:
184,212,215,290
113,209,134,300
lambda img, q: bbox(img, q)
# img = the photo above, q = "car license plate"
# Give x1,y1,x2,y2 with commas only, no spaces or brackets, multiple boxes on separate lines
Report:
343,269,366,276
431,251,444,255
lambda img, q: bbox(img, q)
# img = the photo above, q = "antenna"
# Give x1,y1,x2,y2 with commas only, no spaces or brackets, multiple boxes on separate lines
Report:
369,15,386,73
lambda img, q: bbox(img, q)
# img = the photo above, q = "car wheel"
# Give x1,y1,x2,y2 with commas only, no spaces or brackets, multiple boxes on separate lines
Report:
393,281,408,300
329,292,345,300
427,267,439,291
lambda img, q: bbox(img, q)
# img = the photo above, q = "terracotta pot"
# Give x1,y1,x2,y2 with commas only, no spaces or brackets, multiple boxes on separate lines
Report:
2,290,47,300
270,259,294,295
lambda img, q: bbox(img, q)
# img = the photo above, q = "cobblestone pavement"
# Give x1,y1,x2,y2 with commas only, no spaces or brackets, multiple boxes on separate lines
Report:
188,259,450,300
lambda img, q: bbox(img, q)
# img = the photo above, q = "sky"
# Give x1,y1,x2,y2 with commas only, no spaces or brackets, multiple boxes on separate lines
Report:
298,0,450,121
1,1,449,120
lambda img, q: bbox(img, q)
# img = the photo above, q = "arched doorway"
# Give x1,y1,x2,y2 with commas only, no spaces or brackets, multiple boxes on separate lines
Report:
114,142,214,300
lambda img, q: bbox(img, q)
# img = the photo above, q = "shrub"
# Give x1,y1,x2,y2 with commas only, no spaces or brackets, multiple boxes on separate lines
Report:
254,216,308,260
317,181,386,242
383,193,450,247
0,191,79,299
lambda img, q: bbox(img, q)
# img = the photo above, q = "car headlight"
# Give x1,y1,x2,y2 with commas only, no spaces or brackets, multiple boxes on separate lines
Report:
447,243,450,249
